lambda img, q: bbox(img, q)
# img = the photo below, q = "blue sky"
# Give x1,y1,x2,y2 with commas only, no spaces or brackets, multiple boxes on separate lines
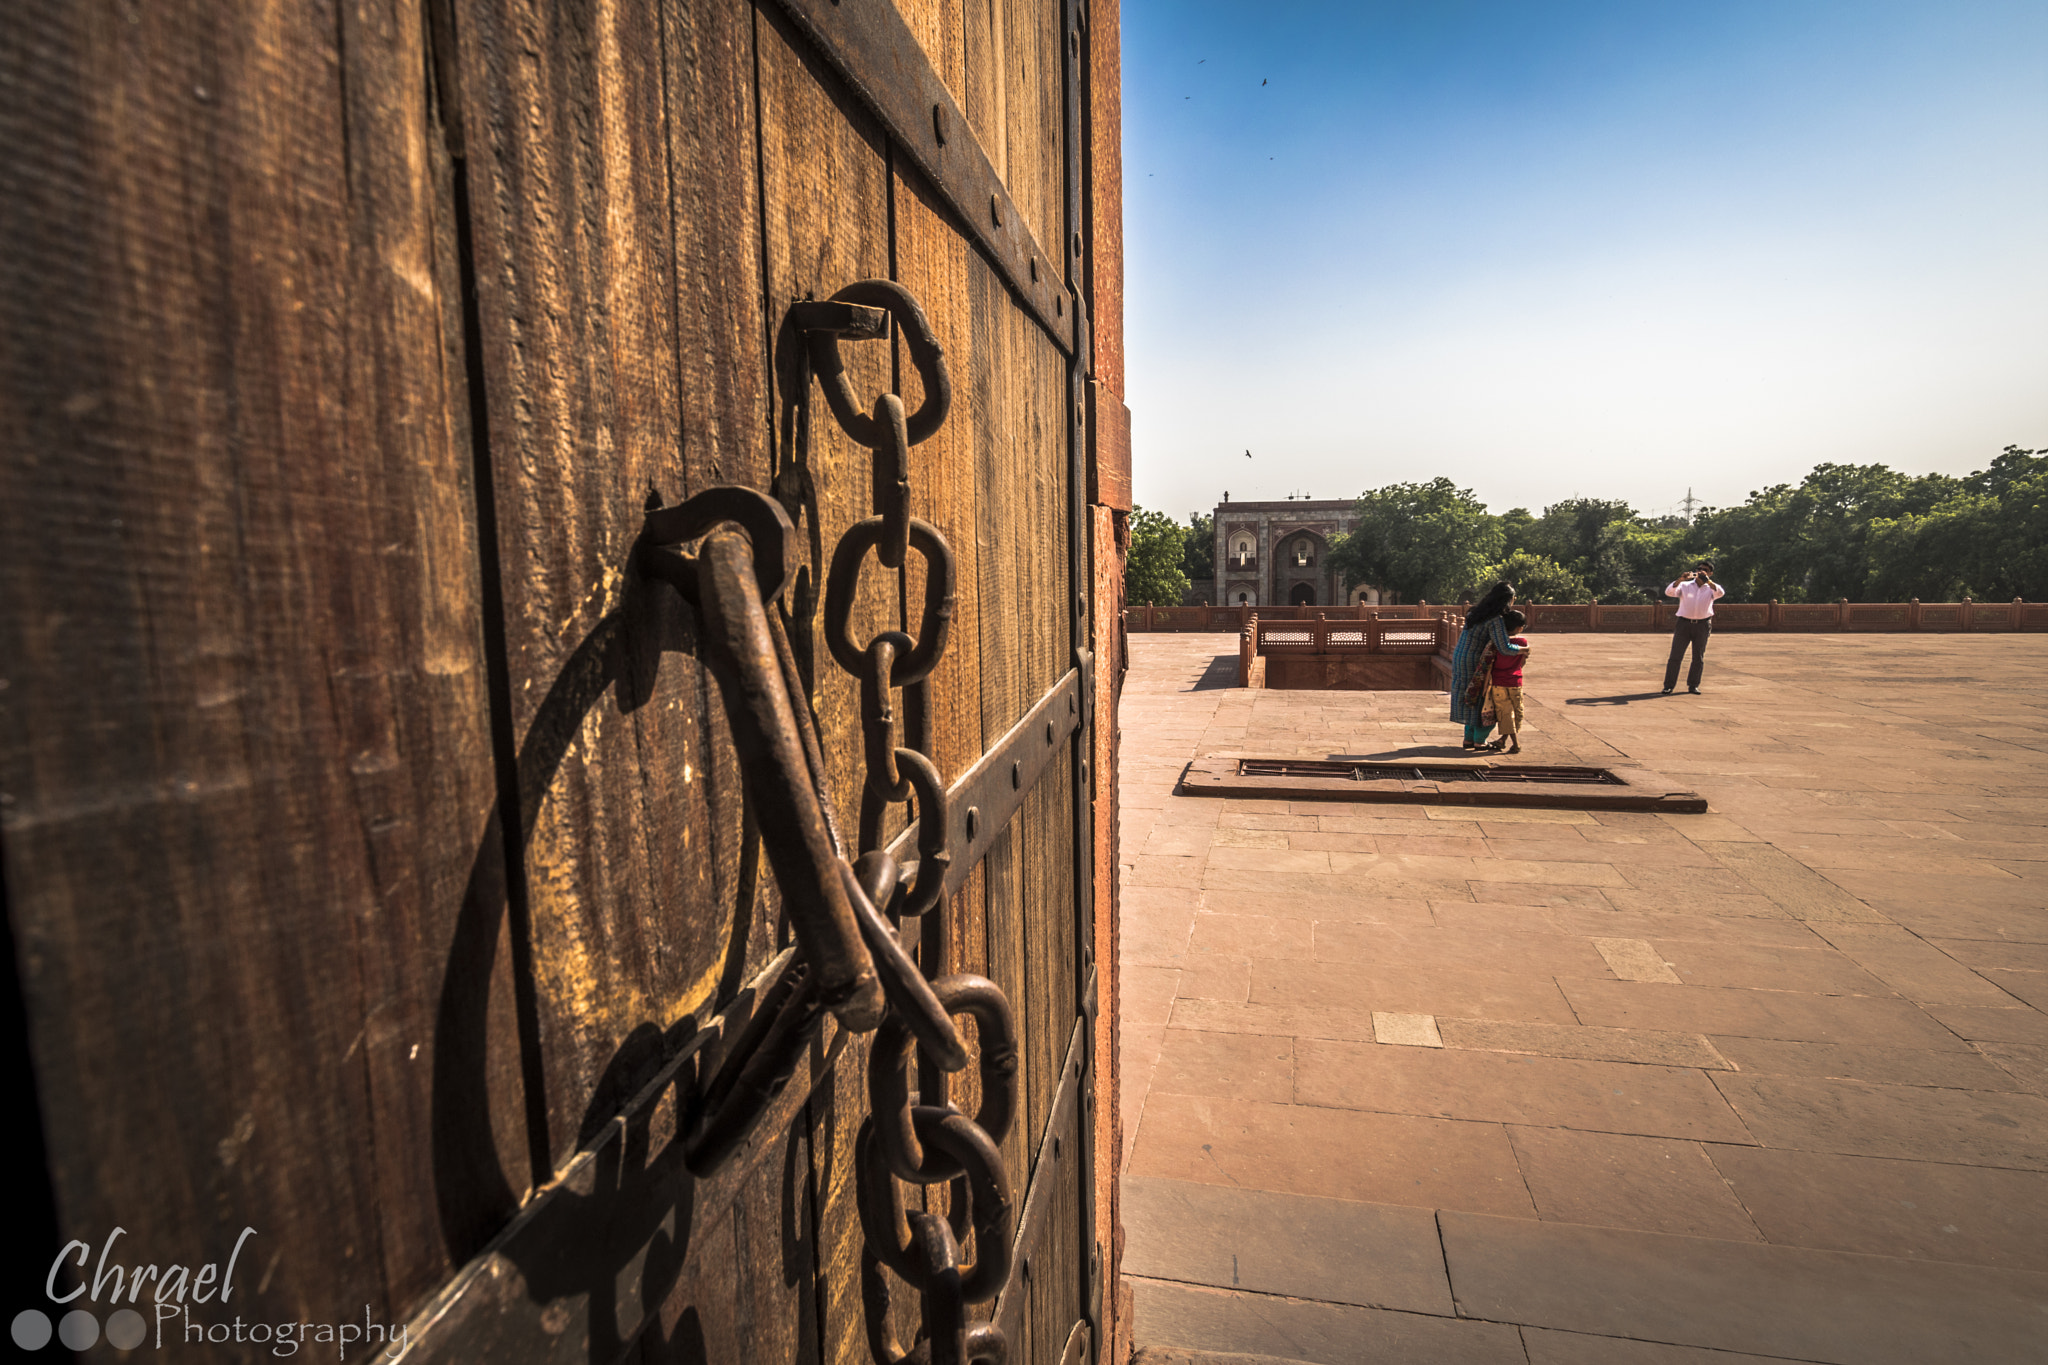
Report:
1119,0,2048,522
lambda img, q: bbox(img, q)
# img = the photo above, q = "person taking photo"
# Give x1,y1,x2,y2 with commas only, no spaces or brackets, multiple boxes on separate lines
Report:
1663,560,1725,694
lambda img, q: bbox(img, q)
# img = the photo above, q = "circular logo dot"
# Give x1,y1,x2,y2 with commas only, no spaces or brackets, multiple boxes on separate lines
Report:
11,1310,53,1349
106,1308,147,1350
58,1310,99,1350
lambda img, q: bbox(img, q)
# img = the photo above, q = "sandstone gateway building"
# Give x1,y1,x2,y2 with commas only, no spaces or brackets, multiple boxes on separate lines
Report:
1210,497,1388,608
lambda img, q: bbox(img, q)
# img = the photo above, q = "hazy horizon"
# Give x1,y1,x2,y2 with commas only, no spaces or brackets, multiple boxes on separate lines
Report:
1120,0,2048,523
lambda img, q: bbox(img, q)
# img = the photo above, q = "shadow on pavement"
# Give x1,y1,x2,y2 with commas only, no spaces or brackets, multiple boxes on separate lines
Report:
1565,691,1671,706
1187,653,1241,691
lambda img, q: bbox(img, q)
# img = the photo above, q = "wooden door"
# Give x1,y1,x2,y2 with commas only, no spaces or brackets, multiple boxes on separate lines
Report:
0,2,1131,1363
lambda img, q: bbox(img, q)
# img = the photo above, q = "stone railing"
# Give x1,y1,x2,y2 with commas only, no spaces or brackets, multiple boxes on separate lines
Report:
1519,598,2047,632
1133,599,2048,634
1237,612,1458,690
1137,603,1412,632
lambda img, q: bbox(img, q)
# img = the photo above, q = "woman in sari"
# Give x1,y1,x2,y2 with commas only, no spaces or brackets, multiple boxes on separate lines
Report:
1450,581,1526,750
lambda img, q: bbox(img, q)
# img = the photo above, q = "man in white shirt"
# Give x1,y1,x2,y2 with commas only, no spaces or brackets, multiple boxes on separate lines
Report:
1663,560,1726,694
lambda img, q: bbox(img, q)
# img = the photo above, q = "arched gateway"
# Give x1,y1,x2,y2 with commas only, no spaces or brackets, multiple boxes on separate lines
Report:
1211,497,1387,606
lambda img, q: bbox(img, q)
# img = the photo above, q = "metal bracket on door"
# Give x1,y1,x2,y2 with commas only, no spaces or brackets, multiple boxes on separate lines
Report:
883,667,1084,898
990,1016,1088,1350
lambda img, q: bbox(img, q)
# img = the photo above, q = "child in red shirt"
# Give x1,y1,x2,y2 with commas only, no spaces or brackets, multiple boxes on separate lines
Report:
1489,609,1531,754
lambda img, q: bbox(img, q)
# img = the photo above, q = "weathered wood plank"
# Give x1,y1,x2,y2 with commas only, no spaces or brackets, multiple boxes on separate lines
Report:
891,147,993,1167
1085,0,1126,402
448,0,824,1355
965,0,1066,261
1023,263,1078,1091
645,21,818,1356
1031,1029,1088,1365
1004,0,1067,284
454,0,794,1152
456,0,712,1175
897,0,969,111
1024,752,1082,1365
753,5,899,1361
1014,261,1082,1365
963,0,1009,189
769,0,1072,348
0,0,511,1321
960,240,1029,1364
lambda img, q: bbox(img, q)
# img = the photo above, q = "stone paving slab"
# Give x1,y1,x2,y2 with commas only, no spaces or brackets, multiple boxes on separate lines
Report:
1519,1330,1825,1365
1292,1038,1756,1142
1117,633,2048,1362
1709,1072,2048,1167
1130,1280,1526,1365
1128,1091,1538,1216
1708,1145,2048,1271
1506,1126,1764,1241
1122,1177,1453,1314
1703,1036,2021,1090
1439,1210,2048,1365
1435,1017,1732,1069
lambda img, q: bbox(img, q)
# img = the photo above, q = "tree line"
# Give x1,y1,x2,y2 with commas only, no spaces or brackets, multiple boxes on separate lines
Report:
1125,446,2045,607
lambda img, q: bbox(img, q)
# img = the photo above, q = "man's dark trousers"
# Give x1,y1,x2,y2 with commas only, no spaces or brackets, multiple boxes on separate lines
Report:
1666,617,1711,691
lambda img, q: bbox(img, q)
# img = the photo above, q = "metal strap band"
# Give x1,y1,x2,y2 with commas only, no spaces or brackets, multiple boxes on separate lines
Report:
991,1014,1088,1348
769,0,1074,350
883,667,1084,898
395,947,850,1363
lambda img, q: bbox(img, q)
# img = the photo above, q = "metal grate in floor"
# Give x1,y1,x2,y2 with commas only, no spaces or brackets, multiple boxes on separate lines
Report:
1236,758,1627,786
1179,755,1704,811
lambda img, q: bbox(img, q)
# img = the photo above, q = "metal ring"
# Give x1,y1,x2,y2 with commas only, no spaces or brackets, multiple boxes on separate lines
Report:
802,280,951,448
858,744,946,912
856,1109,1012,1303
861,1218,1003,1365
921,1110,1011,1303
824,518,955,685
871,392,912,570
861,638,909,801
637,485,797,608
895,748,951,919
859,1217,959,1365
868,975,1018,1182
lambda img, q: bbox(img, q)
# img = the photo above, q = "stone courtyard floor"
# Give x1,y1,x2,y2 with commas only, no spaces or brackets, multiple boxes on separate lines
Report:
1113,632,2048,1365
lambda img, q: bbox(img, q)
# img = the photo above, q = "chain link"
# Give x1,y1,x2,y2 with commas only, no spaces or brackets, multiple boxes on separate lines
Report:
640,281,1016,1365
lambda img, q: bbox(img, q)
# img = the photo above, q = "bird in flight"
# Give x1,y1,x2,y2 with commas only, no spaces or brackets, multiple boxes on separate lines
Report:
1244,449,1253,459
1262,79,1267,86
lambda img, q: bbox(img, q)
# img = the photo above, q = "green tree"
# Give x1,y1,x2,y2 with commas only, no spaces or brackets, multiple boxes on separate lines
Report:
1967,448,2048,598
1493,498,1651,600
1498,507,1537,559
1328,478,1503,603
1864,449,2048,601
1125,505,1190,607
1695,462,1965,601
1181,511,1215,590
1484,550,1587,604
1528,498,1636,576
1607,521,1710,600
1863,500,1986,602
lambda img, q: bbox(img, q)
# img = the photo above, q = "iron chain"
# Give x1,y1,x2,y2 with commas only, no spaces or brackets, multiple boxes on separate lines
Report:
640,281,1016,1365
